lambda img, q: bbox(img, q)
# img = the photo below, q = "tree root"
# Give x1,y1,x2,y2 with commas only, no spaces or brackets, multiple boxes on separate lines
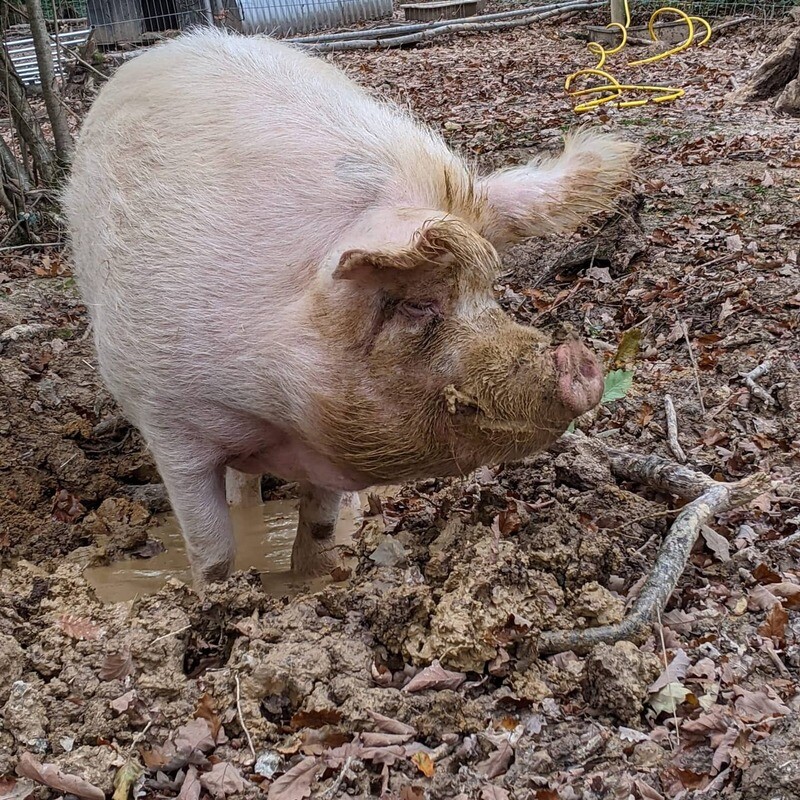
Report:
538,437,771,655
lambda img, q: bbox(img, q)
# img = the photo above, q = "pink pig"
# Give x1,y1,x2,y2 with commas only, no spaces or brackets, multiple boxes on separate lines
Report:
63,29,636,585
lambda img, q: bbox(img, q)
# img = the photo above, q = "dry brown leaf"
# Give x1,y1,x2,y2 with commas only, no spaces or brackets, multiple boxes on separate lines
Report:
99,649,134,681
290,708,343,729
477,740,514,780
361,732,413,747
758,603,789,642
15,752,104,800
141,743,176,770
368,710,416,736
173,718,216,755
199,761,247,799
767,582,800,609
267,757,321,800
403,660,466,693
177,765,201,800
748,584,781,611
633,778,665,800
752,563,782,584
109,690,136,714
359,745,405,765
411,751,435,778
481,786,510,800
56,614,103,641
700,526,731,562
194,693,222,740
0,777,34,800
733,686,790,723
648,649,691,693
298,726,351,755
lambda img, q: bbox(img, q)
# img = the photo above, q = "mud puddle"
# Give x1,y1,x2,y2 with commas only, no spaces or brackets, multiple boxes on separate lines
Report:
85,494,370,602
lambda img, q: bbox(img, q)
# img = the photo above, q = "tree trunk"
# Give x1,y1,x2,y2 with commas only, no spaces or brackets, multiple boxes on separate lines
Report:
731,25,800,115
24,0,73,161
0,44,58,185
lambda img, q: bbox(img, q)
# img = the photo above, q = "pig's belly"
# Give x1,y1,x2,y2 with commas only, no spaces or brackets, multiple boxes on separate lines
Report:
226,437,369,493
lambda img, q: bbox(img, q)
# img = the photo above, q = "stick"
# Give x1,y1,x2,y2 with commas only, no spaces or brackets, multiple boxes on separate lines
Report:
663,395,687,464
678,316,706,416
299,3,604,51
317,756,352,799
234,672,256,763
538,440,770,655
739,359,775,407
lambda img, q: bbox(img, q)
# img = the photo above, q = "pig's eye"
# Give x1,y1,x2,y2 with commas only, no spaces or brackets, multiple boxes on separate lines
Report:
398,300,439,320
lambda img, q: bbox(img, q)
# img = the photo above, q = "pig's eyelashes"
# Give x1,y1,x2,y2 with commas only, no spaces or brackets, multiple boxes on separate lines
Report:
398,300,440,321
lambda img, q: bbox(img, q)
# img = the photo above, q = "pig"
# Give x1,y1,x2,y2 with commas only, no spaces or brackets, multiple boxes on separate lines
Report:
63,29,636,586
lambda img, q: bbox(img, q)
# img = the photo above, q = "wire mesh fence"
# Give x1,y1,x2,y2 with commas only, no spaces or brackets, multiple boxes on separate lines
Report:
1,0,798,56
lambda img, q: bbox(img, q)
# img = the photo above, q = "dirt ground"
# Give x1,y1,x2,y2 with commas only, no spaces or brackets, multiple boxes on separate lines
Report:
1,10,799,800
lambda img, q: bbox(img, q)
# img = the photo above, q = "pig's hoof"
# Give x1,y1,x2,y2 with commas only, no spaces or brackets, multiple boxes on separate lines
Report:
290,539,341,577
196,558,234,586
554,340,604,416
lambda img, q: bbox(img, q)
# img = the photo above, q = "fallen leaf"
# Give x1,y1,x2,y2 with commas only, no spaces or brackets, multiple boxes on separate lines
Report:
726,233,743,252
267,757,322,800
16,752,104,800
411,751,435,778
367,711,416,737
290,708,342,730
649,649,691,693
298,727,351,755
481,786,510,800
648,682,691,715
51,490,86,523
194,694,222,739
477,740,514,780
759,603,788,642
199,761,247,799
586,265,613,284
752,563,782,584
56,614,103,641
614,328,642,366
0,778,34,800
601,369,634,404
361,732,413,747
112,759,143,800
109,690,136,714
173,718,216,755
99,649,134,681
748,584,781,611
633,779,665,800
700,526,731,562
403,660,466,693
767,582,800,609
733,686,790,723
618,727,649,743
141,744,176,770
177,765,201,800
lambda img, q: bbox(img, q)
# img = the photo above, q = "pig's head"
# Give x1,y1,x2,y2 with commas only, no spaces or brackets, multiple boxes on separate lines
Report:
306,129,634,485
309,214,603,485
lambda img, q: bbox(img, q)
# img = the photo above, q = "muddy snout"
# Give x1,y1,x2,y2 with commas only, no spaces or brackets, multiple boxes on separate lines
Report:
552,339,604,417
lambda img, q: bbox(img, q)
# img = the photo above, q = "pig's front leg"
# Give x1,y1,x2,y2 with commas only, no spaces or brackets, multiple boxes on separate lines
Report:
291,483,343,576
152,447,236,585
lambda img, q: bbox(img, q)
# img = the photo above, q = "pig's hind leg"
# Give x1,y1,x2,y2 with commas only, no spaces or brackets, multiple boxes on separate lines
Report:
225,469,263,506
291,483,343,576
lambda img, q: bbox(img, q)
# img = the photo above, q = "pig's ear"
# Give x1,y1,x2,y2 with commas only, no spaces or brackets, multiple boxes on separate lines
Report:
332,223,457,282
477,129,638,250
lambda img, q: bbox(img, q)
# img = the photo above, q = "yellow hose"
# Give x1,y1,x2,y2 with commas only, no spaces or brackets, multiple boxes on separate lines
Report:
565,0,712,112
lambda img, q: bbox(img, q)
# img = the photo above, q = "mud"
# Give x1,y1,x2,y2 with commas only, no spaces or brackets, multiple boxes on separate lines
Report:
2,12,800,800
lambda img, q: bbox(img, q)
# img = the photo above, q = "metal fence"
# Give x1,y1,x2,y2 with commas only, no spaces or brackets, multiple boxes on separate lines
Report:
1,0,798,55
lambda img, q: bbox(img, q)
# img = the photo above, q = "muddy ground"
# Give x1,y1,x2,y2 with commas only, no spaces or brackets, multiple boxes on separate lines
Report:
1,10,800,800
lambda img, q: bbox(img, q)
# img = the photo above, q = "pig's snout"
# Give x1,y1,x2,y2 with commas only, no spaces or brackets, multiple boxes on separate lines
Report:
553,340,604,417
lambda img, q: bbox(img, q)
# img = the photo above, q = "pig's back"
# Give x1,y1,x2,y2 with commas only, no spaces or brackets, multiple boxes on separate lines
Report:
65,29,458,298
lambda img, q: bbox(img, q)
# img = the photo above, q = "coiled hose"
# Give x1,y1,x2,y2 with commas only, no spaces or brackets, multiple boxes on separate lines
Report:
565,0,712,112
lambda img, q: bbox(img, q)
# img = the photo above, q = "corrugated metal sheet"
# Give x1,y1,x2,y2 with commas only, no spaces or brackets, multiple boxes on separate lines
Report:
4,29,91,86
228,0,392,36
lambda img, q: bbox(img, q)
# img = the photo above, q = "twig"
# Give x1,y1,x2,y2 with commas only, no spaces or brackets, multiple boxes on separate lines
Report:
149,624,191,645
739,359,775,407
663,395,687,464
317,756,353,799
762,640,791,679
0,241,63,253
678,315,706,416
656,607,680,750
539,438,770,655
235,672,256,763
127,718,153,758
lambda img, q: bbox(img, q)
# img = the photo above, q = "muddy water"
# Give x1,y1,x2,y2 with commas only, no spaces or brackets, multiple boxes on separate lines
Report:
85,494,370,602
